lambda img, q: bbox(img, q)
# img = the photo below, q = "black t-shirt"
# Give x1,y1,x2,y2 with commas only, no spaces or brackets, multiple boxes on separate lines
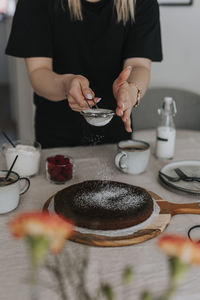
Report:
6,0,162,148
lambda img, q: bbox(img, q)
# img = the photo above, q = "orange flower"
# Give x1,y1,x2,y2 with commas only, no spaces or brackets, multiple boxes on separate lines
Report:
158,234,200,265
8,212,74,254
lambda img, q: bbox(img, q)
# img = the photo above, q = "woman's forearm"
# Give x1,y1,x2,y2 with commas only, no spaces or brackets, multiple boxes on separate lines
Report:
128,66,151,98
27,68,74,101
25,57,99,110
124,57,151,99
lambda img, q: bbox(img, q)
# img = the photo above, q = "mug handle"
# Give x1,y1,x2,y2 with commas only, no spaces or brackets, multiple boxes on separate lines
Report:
115,151,127,170
19,177,30,195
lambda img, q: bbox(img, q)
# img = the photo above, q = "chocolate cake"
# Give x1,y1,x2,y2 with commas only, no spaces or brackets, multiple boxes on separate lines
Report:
54,180,153,230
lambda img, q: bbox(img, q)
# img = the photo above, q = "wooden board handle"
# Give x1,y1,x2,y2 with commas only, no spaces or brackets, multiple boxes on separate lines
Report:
158,201,200,216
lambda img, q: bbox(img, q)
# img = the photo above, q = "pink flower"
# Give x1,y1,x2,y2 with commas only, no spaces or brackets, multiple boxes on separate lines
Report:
8,212,74,254
157,234,200,265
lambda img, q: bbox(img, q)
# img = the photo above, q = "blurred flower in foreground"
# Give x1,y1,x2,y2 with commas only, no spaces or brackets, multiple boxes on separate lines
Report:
155,234,200,300
9,211,74,255
158,234,200,265
8,211,74,267
8,212,74,300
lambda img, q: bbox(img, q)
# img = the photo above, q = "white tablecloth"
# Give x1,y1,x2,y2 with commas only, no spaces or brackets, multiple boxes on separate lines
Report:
0,130,200,300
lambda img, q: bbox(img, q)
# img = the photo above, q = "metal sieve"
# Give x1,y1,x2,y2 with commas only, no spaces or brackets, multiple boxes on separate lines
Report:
80,108,115,126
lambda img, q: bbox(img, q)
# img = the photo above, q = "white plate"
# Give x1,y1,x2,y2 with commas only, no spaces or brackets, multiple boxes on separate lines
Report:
159,160,200,194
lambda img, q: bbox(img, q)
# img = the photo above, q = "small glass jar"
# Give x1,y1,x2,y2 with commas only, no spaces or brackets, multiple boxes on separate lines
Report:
46,155,73,184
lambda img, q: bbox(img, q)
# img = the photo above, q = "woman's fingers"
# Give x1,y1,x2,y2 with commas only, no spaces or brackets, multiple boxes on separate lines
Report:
114,66,132,87
69,86,87,109
114,82,134,132
116,104,132,132
116,86,129,111
68,95,101,112
113,67,135,133
116,106,123,117
79,76,95,100
68,75,100,110
68,95,84,111
124,118,132,133
123,108,132,132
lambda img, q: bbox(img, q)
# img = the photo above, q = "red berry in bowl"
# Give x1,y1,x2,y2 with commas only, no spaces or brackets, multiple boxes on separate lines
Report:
62,168,72,179
56,174,66,182
64,163,72,170
55,155,65,164
48,162,55,171
47,156,55,164
50,166,62,178
64,157,70,164
58,158,66,165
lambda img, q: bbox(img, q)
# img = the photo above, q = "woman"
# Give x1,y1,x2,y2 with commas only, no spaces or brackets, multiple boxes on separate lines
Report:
6,0,162,148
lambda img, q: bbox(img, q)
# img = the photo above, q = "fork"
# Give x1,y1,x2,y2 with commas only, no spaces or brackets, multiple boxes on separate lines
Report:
174,168,200,182
159,171,180,182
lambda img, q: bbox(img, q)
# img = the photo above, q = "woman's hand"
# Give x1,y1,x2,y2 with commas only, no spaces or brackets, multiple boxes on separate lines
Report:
113,66,138,132
65,74,100,112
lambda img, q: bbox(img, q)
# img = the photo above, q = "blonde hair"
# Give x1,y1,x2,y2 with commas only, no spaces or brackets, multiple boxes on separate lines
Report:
65,0,135,24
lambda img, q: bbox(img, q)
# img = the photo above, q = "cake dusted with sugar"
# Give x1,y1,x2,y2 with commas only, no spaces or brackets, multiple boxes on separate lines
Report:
54,180,153,230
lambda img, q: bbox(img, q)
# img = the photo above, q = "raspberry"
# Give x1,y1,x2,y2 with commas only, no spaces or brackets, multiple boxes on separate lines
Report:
55,155,65,164
47,156,55,163
48,162,55,171
57,158,66,165
64,158,70,164
50,166,62,179
64,163,73,170
56,174,66,182
62,167,72,179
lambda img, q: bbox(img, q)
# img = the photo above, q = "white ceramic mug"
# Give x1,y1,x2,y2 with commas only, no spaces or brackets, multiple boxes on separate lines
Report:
0,170,30,214
115,140,150,175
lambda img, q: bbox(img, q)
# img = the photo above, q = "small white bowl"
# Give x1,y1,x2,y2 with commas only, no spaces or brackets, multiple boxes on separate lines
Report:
80,109,115,126
1,140,41,177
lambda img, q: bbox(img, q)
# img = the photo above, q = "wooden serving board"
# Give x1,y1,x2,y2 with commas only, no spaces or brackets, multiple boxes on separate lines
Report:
43,191,200,247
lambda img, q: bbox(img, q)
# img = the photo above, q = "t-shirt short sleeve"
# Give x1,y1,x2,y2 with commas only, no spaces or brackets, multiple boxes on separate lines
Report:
6,0,53,58
123,0,163,61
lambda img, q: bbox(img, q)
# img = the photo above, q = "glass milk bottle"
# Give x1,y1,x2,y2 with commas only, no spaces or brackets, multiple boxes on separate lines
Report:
155,97,177,159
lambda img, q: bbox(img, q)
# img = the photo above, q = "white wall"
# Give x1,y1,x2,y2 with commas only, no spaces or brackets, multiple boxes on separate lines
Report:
0,19,9,84
6,17,34,141
150,1,200,94
7,57,34,140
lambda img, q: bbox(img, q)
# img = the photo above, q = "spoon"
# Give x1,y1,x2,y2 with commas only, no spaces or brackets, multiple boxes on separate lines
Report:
5,155,18,180
2,131,16,148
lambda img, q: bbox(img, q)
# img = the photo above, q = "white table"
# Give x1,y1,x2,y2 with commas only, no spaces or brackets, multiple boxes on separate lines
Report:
0,130,200,300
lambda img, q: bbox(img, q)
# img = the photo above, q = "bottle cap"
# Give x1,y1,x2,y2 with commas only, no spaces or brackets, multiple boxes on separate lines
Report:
158,97,177,116
163,97,177,115
164,97,173,104
163,97,173,112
